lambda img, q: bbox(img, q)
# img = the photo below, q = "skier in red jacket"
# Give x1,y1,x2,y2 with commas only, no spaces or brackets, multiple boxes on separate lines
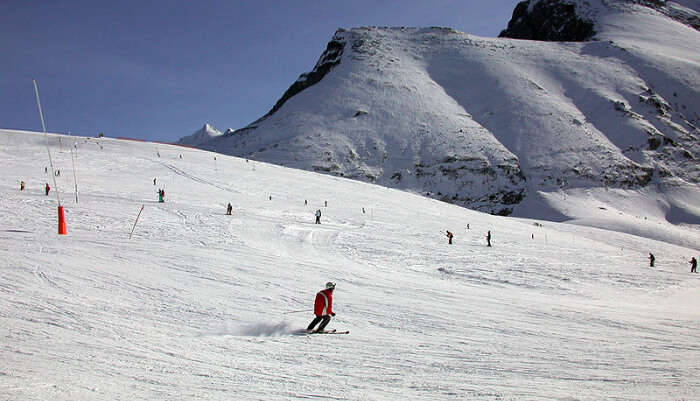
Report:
307,282,336,333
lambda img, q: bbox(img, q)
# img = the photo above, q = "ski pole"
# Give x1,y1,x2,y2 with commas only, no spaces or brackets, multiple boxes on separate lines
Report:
129,205,145,239
283,309,311,314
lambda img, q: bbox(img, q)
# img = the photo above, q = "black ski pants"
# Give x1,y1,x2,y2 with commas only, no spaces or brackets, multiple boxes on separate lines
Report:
307,315,331,332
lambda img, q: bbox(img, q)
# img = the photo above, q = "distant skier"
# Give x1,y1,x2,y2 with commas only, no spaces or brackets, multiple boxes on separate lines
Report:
307,282,336,333
226,202,233,215
325,200,328,207
649,253,655,267
486,230,492,247
466,223,470,230
446,230,454,245
305,199,308,206
158,189,165,203
45,183,50,196
691,257,698,273
153,177,157,186
20,181,25,191
315,209,321,224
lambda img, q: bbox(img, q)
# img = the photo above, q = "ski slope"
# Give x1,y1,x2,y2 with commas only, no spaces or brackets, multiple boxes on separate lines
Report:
1,129,699,400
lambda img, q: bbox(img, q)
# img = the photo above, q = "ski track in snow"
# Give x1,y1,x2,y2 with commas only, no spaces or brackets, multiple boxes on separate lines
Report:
1,131,699,400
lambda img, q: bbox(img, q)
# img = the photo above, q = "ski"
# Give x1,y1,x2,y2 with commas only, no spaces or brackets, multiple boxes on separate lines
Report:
314,329,349,335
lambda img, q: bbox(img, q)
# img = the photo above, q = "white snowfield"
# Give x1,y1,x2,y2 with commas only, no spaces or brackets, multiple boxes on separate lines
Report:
1,129,699,401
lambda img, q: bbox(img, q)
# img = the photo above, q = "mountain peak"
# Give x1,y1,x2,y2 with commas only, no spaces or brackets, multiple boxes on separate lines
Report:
177,123,223,146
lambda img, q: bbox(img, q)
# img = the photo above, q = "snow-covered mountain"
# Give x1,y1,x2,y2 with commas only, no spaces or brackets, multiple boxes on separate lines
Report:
177,123,223,146
2,129,699,400
180,0,699,224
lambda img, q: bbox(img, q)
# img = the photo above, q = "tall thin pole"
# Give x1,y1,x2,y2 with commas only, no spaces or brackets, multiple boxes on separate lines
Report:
33,79,62,206
129,205,145,239
71,145,79,203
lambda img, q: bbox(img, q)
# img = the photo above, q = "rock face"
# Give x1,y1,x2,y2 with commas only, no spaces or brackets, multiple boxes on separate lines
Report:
499,0,596,41
500,0,699,42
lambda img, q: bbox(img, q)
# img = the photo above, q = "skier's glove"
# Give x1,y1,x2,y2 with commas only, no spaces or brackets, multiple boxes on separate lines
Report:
330,312,336,316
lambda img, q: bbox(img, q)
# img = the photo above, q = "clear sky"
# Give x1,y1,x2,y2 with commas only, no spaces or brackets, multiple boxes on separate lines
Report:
1,0,520,142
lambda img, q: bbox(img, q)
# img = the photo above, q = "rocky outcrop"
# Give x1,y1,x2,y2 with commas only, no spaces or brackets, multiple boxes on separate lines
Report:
255,31,346,123
499,0,596,41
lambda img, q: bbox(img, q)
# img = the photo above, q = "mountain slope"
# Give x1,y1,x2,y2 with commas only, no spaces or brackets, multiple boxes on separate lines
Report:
183,0,699,223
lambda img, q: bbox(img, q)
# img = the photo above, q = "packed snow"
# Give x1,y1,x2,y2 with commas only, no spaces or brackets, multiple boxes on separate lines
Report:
1,129,698,400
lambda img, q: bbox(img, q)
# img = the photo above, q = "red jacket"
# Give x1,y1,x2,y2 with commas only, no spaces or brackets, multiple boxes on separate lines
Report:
313,288,334,316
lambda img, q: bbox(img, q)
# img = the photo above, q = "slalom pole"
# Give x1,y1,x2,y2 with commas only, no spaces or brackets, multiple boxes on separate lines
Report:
129,205,145,239
34,79,66,235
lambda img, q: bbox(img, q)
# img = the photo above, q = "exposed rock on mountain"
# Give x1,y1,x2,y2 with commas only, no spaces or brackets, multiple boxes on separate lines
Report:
499,0,596,41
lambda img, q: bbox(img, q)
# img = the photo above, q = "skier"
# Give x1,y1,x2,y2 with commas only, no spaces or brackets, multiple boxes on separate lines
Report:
153,177,157,186
315,209,321,224
307,282,336,333
486,230,492,247
226,202,233,215
45,183,50,196
649,253,655,267
691,257,698,273
158,189,165,203
446,230,454,245
20,181,25,191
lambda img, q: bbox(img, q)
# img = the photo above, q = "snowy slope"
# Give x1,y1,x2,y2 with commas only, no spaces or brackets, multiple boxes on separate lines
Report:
1,129,699,400
184,0,699,224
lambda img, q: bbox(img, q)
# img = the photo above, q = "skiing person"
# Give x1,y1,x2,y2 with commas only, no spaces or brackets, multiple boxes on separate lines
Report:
45,183,50,196
315,209,321,224
691,257,698,273
446,230,454,245
158,189,165,203
20,181,25,191
153,177,157,186
649,253,655,267
226,202,233,215
486,230,492,247
307,282,336,333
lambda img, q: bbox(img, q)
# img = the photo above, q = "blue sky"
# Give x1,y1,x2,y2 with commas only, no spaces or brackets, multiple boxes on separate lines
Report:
1,1,520,142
